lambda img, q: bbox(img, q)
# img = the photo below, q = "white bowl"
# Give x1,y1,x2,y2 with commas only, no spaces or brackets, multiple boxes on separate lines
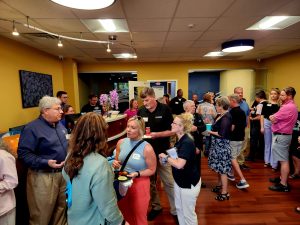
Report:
108,110,120,115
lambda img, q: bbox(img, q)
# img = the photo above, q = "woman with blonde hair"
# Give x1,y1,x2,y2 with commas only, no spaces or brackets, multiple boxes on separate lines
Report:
159,113,201,225
113,116,156,225
63,112,127,225
260,88,280,170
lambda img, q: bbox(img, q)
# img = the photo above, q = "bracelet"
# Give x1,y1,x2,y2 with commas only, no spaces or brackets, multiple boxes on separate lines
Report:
136,171,140,178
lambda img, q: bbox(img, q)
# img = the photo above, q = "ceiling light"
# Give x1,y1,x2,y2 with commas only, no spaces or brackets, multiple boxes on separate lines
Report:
113,53,137,59
106,43,111,53
57,38,63,47
12,21,19,36
221,39,254,53
247,16,300,30
204,51,227,57
50,0,115,10
99,19,116,32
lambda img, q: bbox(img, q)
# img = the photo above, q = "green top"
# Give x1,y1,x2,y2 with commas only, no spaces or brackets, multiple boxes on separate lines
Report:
62,152,123,225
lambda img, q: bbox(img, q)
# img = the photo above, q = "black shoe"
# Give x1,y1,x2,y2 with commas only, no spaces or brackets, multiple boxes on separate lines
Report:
239,164,250,170
269,177,281,183
269,183,290,192
147,209,162,221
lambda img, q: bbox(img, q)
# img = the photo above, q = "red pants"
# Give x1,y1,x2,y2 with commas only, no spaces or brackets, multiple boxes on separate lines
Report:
118,177,150,225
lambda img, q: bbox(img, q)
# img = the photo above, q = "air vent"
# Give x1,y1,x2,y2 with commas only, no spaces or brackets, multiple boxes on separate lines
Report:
22,32,57,39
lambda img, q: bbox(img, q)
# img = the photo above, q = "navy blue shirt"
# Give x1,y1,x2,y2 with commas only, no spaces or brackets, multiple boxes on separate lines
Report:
18,116,68,169
172,134,200,188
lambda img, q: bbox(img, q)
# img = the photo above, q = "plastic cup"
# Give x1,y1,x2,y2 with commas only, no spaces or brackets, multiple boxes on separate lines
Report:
206,124,212,131
145,127,151,135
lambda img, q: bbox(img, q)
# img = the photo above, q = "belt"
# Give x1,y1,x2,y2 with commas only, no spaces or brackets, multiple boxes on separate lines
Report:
274,132,290,136
32,168,62,173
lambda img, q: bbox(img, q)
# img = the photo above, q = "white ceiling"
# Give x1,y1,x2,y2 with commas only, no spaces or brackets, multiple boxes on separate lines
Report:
0,0,300,63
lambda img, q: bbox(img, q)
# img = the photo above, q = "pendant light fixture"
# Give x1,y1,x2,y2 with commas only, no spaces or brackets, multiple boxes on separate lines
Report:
57,37,63,47
12,20,19,36
50,0,115,10
222,39,254,53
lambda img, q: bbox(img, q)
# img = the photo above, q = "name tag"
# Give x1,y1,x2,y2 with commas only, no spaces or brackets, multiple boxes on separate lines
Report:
175,102,179,104
132,153,141,160
267,104,272,107
143,117,148,122
155,116,162,119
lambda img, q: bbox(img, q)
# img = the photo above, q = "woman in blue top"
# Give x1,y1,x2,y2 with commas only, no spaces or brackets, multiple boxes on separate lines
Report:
113,116,156,225
63,112,128,225
159,113,201,225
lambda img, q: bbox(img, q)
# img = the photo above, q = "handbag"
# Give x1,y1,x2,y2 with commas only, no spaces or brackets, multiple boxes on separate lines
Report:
114,139,144,201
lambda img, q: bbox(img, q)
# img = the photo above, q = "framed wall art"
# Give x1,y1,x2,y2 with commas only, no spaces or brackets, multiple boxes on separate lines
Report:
19,70,53,108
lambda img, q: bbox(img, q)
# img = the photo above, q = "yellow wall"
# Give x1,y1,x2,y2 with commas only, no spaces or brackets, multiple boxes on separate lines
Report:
0,36,64,131
262,50,300,105
220,70,255,103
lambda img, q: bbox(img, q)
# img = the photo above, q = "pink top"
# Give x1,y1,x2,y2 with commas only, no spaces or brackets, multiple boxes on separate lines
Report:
0,150,18,216
271,100,298,134
124,109,138,119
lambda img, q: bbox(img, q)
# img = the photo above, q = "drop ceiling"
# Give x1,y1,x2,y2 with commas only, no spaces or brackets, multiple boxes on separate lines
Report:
0,0,300,63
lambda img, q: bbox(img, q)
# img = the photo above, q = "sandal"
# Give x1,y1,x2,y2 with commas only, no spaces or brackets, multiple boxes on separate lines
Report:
215,193,230,201
295,206,300,214
289,174,300,179
211,185,221,193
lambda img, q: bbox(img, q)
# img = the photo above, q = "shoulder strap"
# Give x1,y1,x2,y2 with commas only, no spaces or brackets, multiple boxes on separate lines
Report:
120,140,144,172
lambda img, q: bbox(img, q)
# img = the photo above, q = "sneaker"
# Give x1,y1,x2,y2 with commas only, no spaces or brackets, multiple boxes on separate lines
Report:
147,208,162,221
227,174,235,181
269,183,290,192
269,177,281,183
236,180,250,189
239,164,251,170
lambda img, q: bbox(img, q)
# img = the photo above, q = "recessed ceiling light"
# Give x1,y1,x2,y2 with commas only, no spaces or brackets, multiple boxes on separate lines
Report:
50,0,115,10
99,19,116,32
81,19,129,33
247,16,300,30
222,39,254,53
204,51,228,57
113,53,137,59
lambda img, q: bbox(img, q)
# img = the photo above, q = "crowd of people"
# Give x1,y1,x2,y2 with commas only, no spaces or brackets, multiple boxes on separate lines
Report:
0,85,299,225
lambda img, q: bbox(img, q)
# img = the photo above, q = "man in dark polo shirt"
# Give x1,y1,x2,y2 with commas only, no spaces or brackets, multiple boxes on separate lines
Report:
81,94,102,113
169,89,186,115
137,87,176,221
228,94,250,189
18,96,68,225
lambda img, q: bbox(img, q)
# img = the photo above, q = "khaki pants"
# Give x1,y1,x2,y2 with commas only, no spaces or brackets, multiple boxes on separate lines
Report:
0,208,15,225
150,162,176,215
27,169,67,225
237,128,250,165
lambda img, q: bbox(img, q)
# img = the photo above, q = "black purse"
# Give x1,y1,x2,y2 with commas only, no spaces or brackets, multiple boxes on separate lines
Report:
114,139,144,200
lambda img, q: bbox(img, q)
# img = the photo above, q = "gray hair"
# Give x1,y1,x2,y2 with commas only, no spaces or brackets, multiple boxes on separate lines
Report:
216,96,230,110
39,96,61,113
140,87,155,99
183,100,194,111
228,94,240,103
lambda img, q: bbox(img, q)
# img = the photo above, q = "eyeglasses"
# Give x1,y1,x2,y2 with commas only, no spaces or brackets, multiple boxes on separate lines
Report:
48,107,62,112
172,122,181,126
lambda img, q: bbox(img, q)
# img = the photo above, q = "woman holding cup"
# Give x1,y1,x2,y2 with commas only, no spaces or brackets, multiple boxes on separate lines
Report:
159,113,201,225
112,116,156,225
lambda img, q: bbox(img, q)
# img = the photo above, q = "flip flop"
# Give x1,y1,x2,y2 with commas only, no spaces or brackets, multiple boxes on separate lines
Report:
289,174,300,179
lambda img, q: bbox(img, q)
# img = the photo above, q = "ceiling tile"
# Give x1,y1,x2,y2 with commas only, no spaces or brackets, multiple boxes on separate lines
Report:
122,0,178,18
170,18,216,32
127,18,172,32
176,0,235,17
166,32,203,41
132,32,167,42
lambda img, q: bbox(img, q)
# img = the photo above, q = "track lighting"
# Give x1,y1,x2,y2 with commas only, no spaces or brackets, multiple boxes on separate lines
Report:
106,43,111,53
57,38,63,47
12,20,19,36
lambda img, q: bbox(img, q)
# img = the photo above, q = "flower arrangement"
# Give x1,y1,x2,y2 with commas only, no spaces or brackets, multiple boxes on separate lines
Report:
99,89,119,110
